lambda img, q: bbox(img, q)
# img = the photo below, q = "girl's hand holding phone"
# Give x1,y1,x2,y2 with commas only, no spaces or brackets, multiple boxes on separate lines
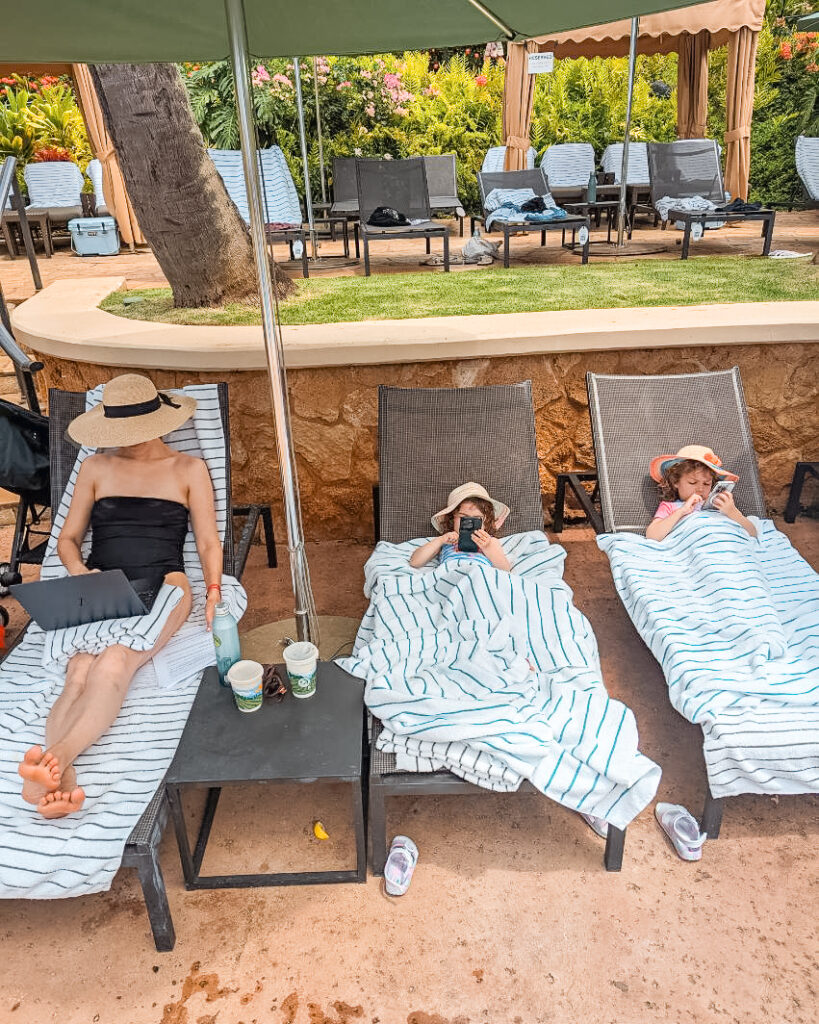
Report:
712,491,737,516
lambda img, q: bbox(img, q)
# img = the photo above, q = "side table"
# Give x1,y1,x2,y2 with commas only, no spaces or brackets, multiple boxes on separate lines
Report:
166,662,366,889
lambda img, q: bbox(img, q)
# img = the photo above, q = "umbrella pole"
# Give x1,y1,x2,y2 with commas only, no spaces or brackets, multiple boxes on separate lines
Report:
617,15,639,247
224,0,317,644
293,57,318,259
313,57,327,205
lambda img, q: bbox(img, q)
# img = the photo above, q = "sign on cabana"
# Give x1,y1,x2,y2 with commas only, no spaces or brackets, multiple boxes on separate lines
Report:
527,52,554,74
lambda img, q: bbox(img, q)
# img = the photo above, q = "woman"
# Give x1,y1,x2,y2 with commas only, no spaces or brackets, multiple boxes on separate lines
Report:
18,374,225,818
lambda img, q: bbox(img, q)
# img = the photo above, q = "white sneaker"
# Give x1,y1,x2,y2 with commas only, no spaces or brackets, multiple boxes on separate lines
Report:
655,802,707,861
384,835,418,895
579,812,609,838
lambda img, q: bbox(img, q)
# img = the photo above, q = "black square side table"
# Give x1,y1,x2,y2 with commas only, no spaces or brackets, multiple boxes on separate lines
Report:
166,662,366,889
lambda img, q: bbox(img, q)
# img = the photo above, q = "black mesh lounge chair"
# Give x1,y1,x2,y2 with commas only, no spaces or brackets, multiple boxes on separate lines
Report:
475,168,590,267
422,154,466,236
647,140,775,259
330,157,360,218
554,367,767,837
369,381,627,872
355,157,449,275
1,383,276,951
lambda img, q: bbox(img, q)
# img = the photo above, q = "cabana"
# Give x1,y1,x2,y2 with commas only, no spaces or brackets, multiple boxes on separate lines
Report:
0,62,145,249
501,0,766,200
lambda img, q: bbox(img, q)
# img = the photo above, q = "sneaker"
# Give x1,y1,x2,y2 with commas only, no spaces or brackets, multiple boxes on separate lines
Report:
655,802,707,861
383,835,419,896
579,812,609,838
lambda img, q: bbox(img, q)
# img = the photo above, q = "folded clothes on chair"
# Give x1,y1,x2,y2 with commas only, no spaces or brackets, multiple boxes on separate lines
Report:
483,188,567,231
654,195,725,230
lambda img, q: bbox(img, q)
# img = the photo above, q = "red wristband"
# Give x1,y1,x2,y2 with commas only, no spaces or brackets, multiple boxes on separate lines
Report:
207,584,222,594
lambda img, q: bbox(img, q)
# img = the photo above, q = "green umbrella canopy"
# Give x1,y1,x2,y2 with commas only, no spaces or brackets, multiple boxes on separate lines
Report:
796,12,819,31
0,0,713,62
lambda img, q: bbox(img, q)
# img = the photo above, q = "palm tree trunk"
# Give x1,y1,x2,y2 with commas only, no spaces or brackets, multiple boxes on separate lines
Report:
89,63,294,307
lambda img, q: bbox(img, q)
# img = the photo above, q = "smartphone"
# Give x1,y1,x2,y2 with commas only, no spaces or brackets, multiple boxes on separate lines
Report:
457,515,483,553
701,480,735,511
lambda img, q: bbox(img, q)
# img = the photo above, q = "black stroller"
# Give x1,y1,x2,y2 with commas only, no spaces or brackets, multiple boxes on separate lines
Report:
0,326,50,636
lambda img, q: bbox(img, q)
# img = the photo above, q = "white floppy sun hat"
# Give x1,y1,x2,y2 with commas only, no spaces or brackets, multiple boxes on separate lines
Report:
431,482,510,533
67,374,197,448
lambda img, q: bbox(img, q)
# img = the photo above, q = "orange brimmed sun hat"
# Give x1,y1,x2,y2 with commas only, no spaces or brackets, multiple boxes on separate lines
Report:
431,482,510,533
67,374,197,448
649,444,738,484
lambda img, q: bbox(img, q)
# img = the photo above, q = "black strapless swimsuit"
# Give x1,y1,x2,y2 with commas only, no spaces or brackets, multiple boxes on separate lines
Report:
87,496,189,583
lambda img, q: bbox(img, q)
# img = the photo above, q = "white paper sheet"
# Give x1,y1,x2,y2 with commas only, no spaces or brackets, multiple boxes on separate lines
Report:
149,620,217,690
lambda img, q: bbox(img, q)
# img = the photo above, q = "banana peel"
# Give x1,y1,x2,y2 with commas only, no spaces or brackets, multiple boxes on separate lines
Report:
312,820,330,841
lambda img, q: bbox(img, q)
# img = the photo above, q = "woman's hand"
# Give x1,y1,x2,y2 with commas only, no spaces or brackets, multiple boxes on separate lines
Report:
205,588,221,631
69,565,100,576
681,494,703,516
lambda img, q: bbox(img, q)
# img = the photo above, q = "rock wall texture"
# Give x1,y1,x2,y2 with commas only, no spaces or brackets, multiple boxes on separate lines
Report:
37,341,818,541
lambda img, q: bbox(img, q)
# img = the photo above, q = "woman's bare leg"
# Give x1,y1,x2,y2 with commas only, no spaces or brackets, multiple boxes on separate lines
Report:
19,653,96,803
26,574,192,817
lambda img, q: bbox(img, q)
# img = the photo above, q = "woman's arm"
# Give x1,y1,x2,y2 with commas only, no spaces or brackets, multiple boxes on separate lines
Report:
186,458,224,629
56,458,98,574
645,494,702,541
409,532,454,568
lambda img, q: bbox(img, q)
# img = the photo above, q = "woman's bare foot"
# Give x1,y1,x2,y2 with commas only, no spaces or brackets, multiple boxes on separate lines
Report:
18,746,61,804
37,788,85,818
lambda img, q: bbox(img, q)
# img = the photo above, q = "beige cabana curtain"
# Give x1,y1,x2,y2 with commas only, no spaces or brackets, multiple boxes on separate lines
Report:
71,63,145,249
724,26,758,201
502,40,537,171
677,30,710,138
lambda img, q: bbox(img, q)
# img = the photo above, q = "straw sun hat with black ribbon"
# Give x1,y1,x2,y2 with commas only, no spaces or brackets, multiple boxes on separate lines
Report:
67,374,197,448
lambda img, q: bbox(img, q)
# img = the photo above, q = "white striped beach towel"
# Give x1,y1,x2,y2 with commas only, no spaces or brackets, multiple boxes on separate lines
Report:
481,145,536,172
208,147,302,226
23,161,84,209
341,532,660,830
597,514,819,798
601,142,650,186
541,143,595,188
0,383,246,899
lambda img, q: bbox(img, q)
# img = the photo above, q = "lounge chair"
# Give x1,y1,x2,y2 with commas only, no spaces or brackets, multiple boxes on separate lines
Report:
555,367,819,839
0,382,276,950
209,146,323,276
540,143,598,203
85,158,110,217
475,168,590,266
421,154,466,236
2,161,84,256
647,140,775,258
329,157,359,218
601,142,655,235
481,145,536,172
357,381,663,873
795,136,819,205
355,156,449,275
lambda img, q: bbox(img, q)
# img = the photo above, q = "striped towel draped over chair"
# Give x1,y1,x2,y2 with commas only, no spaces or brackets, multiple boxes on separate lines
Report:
540,143,596,188
208,146,302,226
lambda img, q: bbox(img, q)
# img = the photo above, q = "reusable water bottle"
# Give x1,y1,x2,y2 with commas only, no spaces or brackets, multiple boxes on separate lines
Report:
212,602,241,686
587,171,597,203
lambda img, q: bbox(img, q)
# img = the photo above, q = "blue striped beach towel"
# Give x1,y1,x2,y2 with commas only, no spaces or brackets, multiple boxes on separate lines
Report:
0,384,246,899
341,531,660,829
598,514,819,798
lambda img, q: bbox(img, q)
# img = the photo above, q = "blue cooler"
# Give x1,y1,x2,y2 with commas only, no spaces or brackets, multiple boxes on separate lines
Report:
67,216,120,256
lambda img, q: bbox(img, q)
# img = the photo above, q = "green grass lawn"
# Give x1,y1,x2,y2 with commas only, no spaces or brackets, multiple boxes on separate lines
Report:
100,257,819,327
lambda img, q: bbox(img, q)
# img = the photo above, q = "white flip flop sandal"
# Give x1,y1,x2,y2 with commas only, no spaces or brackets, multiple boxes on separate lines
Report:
384,835,419,896
579,812,609,839
655,803,707,861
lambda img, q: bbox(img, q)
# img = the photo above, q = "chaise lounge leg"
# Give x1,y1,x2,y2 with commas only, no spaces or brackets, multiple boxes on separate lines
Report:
604,825,625,871
701,789,723,839
369,780,388,876
133,847,175,952
260,504,277,568
443,232,450,272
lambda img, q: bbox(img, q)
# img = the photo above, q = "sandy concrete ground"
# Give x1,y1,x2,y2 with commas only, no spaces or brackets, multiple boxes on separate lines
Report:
1,519,817,1024
1,211,817,304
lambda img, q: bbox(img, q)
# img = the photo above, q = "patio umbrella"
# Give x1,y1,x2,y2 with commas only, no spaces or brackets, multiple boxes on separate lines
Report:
0,0,714,642
796,13,819,32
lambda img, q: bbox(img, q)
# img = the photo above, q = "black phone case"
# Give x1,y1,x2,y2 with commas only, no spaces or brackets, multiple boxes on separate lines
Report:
458,516,481,553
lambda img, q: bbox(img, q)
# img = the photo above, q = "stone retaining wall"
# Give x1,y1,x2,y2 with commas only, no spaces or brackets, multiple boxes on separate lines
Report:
37,341,818,540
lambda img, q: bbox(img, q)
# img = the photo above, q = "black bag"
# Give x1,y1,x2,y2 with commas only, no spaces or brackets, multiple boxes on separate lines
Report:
367,206,410,227
0,399,50,501
521,196,546,213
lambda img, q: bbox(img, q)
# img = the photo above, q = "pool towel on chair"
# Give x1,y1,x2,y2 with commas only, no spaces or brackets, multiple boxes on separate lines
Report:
0,383,246,899
597,515,819,798
341,531,660,829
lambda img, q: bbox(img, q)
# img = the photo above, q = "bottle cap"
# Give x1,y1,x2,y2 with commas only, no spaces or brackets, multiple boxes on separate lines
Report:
214,601,230,615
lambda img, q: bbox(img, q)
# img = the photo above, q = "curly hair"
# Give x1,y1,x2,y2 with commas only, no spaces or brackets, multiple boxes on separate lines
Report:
440,496,497,535
658,459,718,501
